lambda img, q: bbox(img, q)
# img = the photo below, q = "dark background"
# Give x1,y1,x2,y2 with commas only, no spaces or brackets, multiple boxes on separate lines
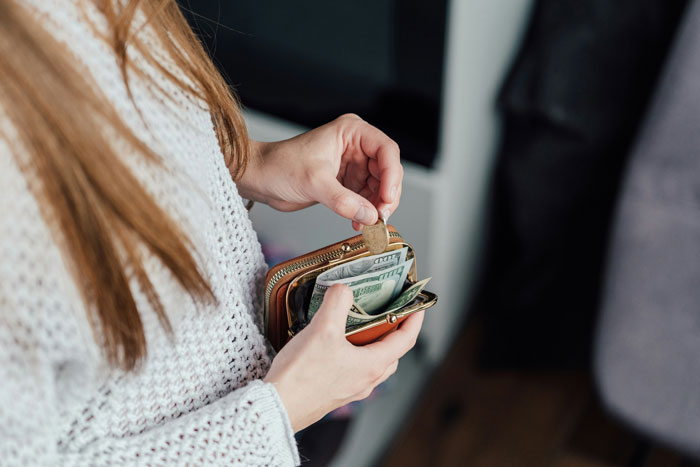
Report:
473,0,689,369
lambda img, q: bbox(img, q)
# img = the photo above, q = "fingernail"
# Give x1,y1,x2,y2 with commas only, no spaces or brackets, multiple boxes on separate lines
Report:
381,209,390,223
353,206,375,225
390,185,398,202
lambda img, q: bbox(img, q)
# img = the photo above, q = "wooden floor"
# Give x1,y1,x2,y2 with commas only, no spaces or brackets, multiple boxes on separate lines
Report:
380,318,698,467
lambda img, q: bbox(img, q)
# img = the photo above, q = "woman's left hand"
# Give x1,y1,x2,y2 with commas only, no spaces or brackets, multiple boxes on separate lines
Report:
236,114,403,230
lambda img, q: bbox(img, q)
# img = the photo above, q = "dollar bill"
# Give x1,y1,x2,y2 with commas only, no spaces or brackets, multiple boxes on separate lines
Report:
382,277,432,315
307,258,414,320
350,301,368,315
345,277,432,328
318,247,408,282
346,311,374,327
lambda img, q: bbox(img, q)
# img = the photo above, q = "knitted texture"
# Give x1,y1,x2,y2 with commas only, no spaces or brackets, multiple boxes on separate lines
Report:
0,1,299,465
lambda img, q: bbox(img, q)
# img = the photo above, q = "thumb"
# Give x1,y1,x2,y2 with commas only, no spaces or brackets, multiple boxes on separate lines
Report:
315,177,378,226
314,284,354,333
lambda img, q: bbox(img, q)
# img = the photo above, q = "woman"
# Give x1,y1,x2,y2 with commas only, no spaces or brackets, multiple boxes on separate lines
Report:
0,0,423,465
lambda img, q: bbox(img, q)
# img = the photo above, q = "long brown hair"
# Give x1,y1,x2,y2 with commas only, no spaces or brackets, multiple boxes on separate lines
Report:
0,0,250,370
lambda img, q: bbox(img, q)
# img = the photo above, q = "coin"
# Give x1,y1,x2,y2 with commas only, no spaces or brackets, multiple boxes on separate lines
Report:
362,219,390,255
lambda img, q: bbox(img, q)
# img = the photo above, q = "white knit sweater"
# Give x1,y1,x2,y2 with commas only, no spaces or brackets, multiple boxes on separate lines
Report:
0,1,299,465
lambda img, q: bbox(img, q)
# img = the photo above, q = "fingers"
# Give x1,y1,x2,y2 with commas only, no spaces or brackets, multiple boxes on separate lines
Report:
354,121,402,216
361,311,424,362
343,159,371,194
381,184,401,222
313,284,355,335
311,114,402,227
367,176,380,193
313,176,379,226
352,188,381,231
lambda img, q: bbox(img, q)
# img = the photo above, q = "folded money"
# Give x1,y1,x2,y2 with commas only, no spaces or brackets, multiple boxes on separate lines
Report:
307,257,414,320
307,247,419,326
318,248,408,282
346,277,432,328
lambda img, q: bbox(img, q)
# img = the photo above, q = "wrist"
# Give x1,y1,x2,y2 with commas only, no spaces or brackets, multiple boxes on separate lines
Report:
234,140,270,202
265,374,305,433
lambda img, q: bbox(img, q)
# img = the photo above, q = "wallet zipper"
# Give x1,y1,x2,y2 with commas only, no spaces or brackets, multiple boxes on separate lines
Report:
264,231,402,318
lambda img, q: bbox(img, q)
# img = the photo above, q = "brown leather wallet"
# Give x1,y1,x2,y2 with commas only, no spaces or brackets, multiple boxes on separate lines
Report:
264,223,438,351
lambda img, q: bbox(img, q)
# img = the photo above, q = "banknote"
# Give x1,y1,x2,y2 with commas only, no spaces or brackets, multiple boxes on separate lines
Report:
307,258,414,320
350,302,368,315
381,277,432,315
318,247,408,282
345,277,432,328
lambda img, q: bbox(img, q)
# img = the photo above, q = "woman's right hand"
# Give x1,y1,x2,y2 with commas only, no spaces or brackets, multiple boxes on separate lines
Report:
263,284,424,432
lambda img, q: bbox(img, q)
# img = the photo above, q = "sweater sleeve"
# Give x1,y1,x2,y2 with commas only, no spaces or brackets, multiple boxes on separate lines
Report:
0,285,299,467
61,381,300,466
0,317,299,466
